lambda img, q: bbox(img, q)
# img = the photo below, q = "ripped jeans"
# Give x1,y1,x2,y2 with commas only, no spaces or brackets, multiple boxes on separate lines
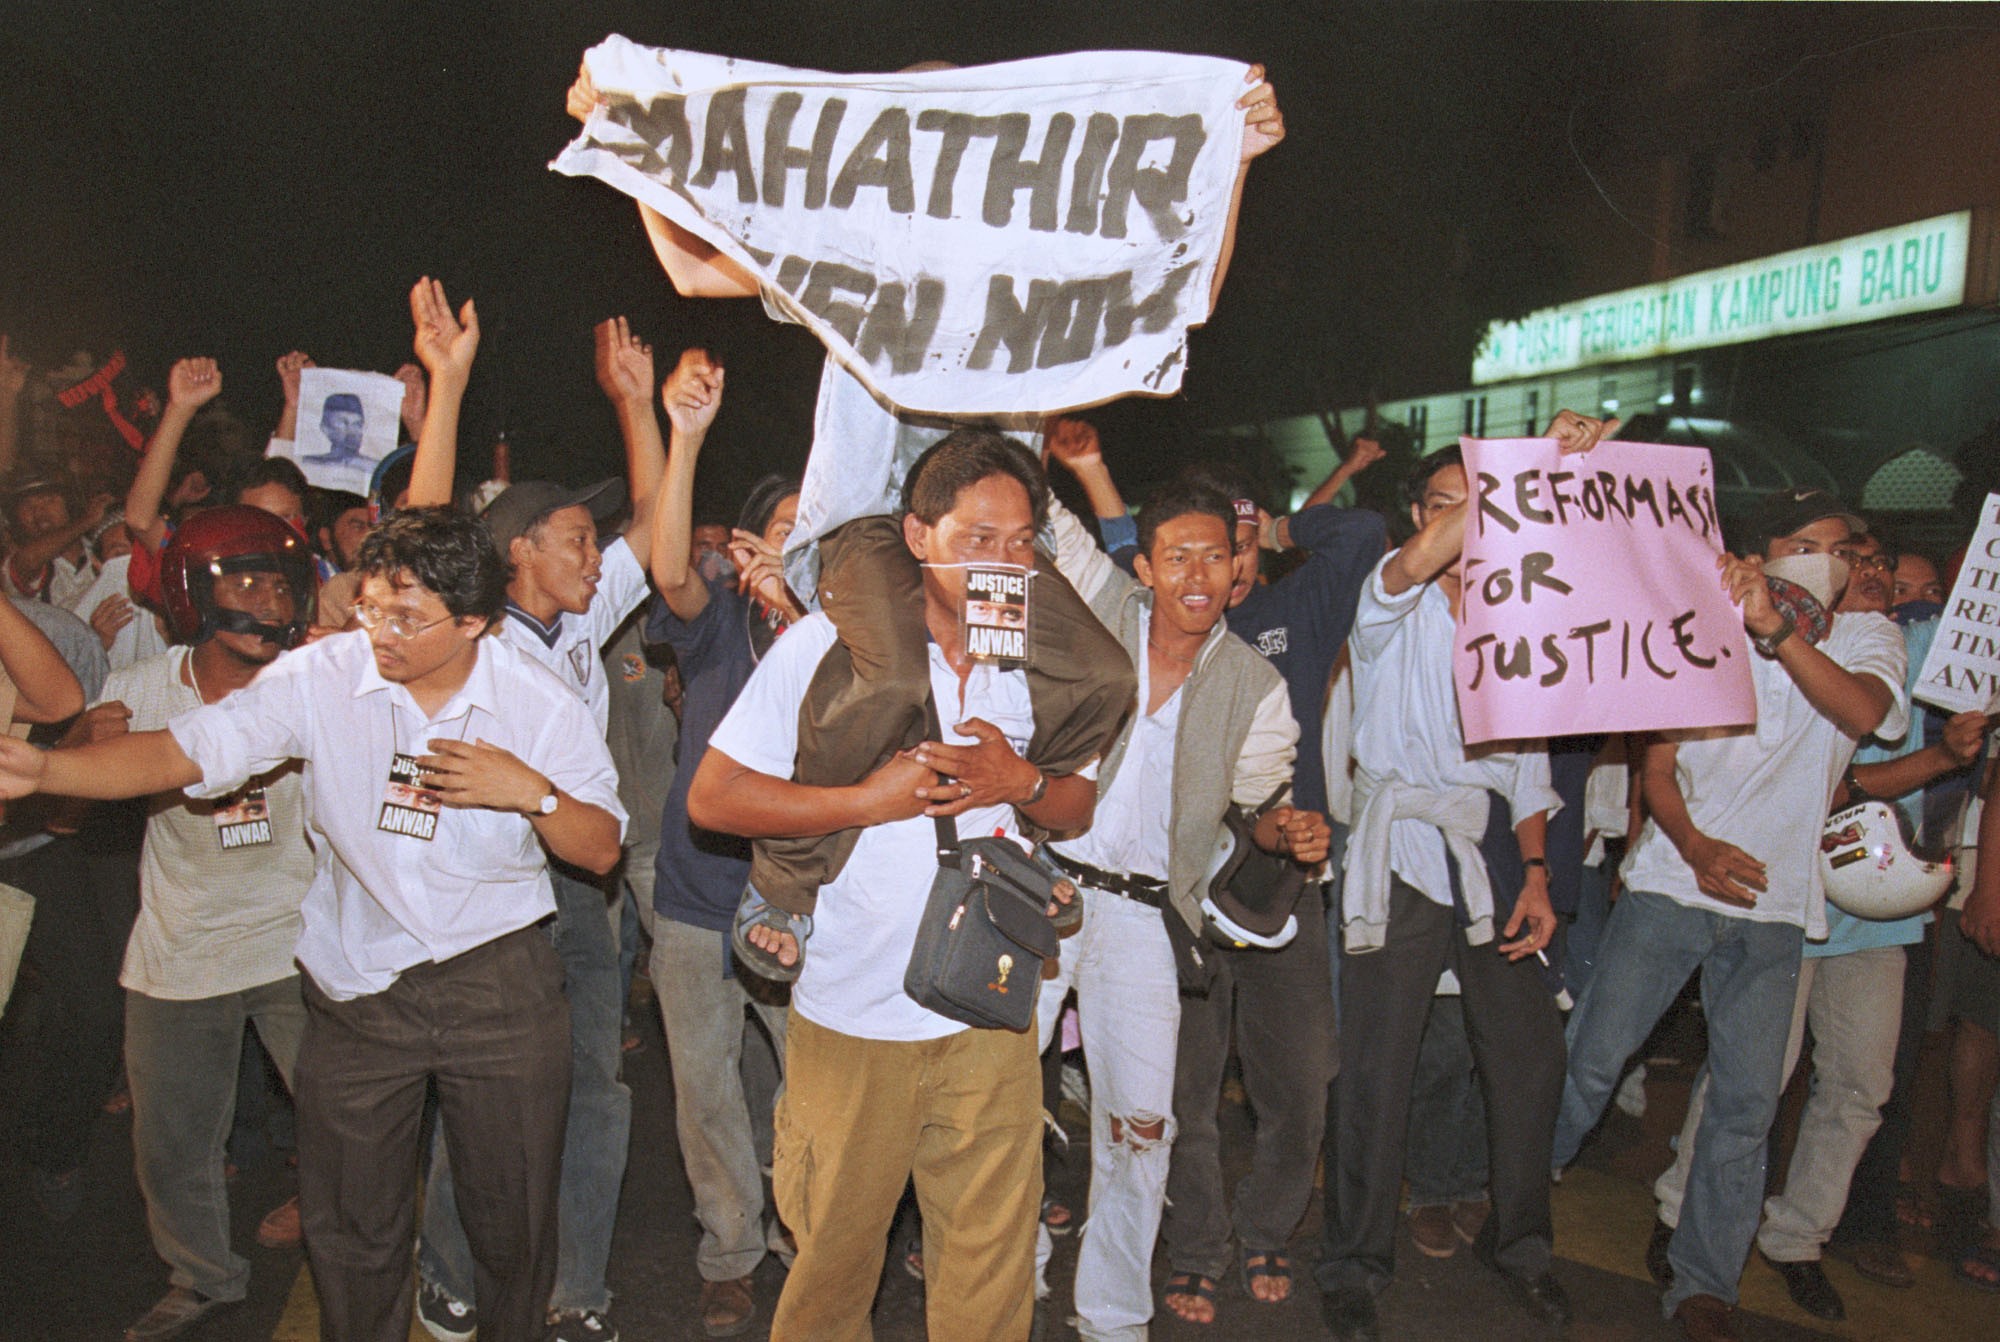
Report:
1035,886,1181,1342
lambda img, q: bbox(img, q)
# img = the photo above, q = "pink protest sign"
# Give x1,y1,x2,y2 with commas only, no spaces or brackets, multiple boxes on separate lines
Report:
1454,437,1754,745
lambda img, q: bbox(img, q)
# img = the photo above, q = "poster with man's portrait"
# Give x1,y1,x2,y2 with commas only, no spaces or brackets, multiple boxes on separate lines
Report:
275,368,406,492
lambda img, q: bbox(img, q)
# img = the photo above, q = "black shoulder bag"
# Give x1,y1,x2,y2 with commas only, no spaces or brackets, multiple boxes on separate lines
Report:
902,697,1061,1032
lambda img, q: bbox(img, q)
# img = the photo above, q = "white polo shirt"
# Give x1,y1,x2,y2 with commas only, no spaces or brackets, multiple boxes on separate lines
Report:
493,535,649,736
1623,609,1908,938
168,629,626,1001
709,613,1034,1042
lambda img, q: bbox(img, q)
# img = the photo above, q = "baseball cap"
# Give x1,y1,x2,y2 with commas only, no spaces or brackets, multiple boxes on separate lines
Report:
480,478,627,554
1743,487,1865,552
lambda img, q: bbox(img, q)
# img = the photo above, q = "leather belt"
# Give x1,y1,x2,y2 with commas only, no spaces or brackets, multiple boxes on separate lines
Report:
1051,851,1169,910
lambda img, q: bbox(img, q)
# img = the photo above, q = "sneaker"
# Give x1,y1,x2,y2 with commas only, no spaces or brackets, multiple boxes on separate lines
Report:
124,1286,232,1342
547,1307,618,1341
416,1278,476,1342
255,1194,301,1249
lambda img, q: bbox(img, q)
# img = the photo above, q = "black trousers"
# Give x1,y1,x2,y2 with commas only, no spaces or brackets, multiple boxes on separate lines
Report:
1315,881,1565,1295
296,925,571,1342
1164,888,1338,1276
5,833,135,1174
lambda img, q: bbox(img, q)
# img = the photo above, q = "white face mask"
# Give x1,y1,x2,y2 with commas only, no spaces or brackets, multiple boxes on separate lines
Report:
1763,552,1849,610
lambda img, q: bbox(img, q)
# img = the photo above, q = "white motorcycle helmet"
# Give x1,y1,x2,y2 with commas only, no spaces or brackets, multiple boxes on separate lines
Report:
1819,800,1953,920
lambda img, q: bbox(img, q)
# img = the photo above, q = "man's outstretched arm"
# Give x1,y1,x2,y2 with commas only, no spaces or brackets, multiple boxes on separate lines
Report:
0,729,201,801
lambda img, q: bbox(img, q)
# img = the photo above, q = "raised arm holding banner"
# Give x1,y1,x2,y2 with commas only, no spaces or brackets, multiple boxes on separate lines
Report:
551,38,1251,418
556,39,1276,599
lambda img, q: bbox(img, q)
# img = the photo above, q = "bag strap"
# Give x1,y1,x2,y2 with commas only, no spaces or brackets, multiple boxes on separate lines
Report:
924,691,960,867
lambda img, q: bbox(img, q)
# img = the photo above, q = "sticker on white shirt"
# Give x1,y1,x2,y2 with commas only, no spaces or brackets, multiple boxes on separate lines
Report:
213,786,272,850
379,752,442,841
963,564,1031,668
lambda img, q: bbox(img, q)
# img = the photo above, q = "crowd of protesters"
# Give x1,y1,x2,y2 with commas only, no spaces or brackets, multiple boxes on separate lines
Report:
0,58,1998,1342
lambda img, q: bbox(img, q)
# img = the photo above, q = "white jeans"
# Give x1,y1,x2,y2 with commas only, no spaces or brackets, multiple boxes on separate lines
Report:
1655,945,1904,1260
1034,888,1181,1342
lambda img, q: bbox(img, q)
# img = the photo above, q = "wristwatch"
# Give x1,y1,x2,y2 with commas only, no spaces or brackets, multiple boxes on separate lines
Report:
533,785,559,816
1022,770,1049,807
1752,616,1796,659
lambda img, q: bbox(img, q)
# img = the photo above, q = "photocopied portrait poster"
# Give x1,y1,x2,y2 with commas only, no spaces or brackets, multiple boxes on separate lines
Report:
275,368,406,492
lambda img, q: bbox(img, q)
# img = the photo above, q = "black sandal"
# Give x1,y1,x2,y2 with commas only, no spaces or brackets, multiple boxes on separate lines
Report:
1163,1271,1217,1323
1240,1247,1292,1304
730,886,810,983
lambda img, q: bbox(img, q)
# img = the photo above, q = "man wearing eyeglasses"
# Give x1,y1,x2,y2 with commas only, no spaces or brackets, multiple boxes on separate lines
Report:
0,507,627,1342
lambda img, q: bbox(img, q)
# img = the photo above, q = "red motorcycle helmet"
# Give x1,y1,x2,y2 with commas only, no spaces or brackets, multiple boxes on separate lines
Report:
159,506,318,648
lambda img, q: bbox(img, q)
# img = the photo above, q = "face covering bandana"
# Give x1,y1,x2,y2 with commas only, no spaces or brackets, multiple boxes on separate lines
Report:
1893,599,1943,627
1762,552,1849,612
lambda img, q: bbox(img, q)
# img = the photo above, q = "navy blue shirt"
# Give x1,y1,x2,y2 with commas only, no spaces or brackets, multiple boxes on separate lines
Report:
647,577,765,931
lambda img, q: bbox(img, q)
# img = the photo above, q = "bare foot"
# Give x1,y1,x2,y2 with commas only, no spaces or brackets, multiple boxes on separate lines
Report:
746,922,800,967
1164,1273,1217,1324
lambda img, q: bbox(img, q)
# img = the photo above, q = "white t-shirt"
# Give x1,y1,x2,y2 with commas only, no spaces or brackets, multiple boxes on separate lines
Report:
492,535,649,736
708,613,1034,1042
1347,557,1558,908
1622,610,1909,938
169,630,627,1001
1052,609,1176,883
108,649,312,999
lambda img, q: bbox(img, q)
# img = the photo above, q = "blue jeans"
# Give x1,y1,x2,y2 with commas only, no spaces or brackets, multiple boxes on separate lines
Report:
1563,862,1614,998
421,868,633,1313
1553,888,1801,1314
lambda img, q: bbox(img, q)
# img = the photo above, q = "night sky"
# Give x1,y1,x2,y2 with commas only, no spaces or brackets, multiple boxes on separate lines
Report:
0,2,1926,508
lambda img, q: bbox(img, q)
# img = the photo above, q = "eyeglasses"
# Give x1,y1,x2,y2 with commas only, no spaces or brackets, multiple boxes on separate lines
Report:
1834,550,1894,573
353,605,456,640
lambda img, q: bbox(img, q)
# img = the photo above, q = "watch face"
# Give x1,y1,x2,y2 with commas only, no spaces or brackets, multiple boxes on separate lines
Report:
539,791,558,815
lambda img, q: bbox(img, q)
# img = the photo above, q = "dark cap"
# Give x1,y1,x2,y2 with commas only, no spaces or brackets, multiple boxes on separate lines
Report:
1744,487,1865,551
480,478,627,555
3,473,67,505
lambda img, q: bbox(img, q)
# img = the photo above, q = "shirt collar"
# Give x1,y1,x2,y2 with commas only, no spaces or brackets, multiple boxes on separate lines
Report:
351,632,503,722
504,601,563,647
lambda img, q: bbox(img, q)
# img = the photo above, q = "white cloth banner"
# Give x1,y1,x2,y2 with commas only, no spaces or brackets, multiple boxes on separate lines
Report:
275,368,406,494
551,39,1248,417
1914,491,2000,713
